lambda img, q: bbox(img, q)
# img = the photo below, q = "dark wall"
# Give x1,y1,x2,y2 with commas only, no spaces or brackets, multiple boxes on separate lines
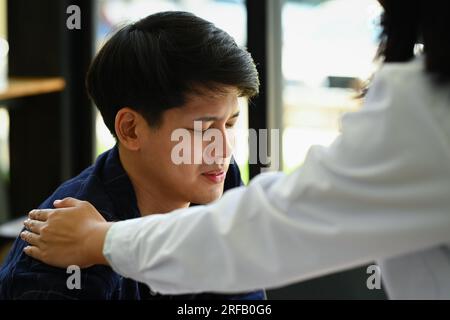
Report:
7,0,94,217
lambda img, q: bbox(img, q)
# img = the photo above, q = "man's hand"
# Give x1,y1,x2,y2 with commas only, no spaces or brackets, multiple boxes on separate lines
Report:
21,198,113,268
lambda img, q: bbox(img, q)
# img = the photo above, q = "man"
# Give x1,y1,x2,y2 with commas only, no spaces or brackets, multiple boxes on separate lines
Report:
0,11,264,300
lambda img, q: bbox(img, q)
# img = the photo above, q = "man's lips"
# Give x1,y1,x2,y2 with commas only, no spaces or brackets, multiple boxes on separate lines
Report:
202,170,226,183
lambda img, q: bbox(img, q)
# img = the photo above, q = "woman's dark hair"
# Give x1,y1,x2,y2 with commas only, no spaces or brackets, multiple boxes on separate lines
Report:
377,0,450,81
87,11,259,136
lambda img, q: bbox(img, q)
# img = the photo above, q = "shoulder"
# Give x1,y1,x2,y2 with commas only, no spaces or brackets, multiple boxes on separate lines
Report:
224,160,244,191
376,56,425,82
39,149,116,217
0,236,120,299
369,57,441,109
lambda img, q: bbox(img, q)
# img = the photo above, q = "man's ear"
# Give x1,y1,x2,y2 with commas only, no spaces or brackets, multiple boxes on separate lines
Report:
114,108,141,151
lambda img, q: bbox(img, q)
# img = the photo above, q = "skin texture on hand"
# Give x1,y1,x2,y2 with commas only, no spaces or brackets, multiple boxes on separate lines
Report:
21,197,113,268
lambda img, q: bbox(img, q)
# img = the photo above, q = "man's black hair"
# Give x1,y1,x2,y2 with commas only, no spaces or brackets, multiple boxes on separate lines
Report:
86,11,259,137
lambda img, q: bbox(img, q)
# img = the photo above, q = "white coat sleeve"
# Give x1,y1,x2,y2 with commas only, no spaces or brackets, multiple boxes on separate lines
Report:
103,65,450,294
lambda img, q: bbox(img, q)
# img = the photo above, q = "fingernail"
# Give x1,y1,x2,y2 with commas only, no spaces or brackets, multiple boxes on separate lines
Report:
54,199,61,204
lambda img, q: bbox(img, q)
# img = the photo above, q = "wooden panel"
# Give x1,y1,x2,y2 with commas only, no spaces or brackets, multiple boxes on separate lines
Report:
0,77,65,101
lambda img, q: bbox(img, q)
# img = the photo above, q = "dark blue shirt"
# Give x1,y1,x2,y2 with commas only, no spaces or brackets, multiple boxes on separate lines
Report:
0,146,265,300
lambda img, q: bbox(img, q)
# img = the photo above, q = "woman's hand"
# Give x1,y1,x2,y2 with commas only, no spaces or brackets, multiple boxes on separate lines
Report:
21,197,113,268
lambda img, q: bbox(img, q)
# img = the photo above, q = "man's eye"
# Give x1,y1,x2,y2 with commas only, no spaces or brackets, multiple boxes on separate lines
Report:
226,122,237,129
188,128,207,133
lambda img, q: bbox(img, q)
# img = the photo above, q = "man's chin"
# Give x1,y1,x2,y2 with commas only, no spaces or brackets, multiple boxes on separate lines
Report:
191,188,224,205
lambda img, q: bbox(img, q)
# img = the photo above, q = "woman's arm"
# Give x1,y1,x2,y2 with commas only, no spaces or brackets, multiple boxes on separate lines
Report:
22,65,450,294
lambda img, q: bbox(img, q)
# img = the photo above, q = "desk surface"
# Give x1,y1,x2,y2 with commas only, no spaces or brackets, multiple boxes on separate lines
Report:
0,77,66,101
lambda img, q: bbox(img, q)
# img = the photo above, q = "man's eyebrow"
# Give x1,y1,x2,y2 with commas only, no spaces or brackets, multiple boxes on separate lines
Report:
194,111,240,122
229,111,240,120
194,116,219,122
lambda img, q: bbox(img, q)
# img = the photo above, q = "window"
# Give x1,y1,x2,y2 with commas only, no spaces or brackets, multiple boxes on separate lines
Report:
282,0,382,172
0,107,9,222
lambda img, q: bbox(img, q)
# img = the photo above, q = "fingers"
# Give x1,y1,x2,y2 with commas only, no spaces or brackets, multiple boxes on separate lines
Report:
23,246,43,261
28,209,52,222
23,218,45,235
20,230,41,246
53,197,84,208
28,198,89,222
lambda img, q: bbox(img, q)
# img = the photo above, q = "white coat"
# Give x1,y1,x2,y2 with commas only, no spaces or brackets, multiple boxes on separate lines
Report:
103,57,450,299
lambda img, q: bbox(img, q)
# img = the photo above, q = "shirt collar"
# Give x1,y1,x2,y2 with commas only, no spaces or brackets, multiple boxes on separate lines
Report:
99,145,141,221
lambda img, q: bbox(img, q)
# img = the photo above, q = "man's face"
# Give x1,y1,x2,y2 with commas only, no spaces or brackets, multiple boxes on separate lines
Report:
135,87,240,205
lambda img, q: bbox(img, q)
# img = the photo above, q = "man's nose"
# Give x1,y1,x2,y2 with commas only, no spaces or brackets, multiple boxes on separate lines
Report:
204,128,234,163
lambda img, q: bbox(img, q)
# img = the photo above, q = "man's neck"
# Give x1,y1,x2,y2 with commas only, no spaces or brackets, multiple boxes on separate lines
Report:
117,145,190,216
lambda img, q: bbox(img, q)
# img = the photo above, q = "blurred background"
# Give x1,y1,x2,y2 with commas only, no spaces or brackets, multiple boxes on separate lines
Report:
0,0,385,299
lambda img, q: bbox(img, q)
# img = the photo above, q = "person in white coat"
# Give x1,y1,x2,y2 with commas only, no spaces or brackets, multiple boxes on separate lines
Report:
20,0,450,299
